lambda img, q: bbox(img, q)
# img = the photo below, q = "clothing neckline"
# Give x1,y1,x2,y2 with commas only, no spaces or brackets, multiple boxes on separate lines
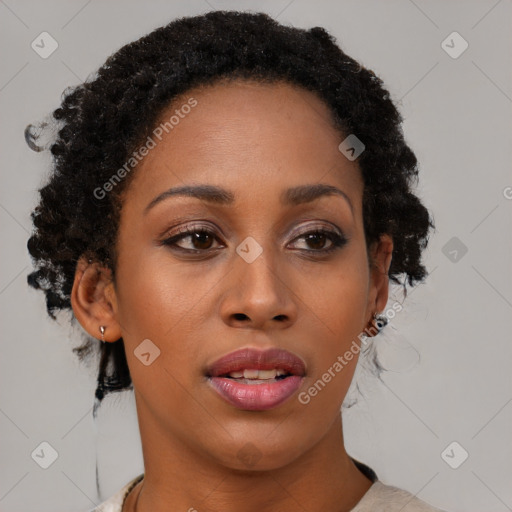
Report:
120,474,144,512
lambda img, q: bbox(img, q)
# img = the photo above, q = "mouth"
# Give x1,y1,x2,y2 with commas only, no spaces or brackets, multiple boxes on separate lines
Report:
218,368,293,384
205,347,306,411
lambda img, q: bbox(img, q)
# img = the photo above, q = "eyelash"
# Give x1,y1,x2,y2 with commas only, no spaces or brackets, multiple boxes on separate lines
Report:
160,224,348,256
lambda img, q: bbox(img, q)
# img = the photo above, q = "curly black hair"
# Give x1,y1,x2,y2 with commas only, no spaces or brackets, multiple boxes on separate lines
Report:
26,10,434,406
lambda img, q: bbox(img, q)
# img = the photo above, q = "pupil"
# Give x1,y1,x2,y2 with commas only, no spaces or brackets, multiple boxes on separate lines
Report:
307,233,326,250
193,232,212,249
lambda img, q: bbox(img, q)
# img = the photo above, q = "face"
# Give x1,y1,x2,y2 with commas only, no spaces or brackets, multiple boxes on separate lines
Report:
75,79,392,471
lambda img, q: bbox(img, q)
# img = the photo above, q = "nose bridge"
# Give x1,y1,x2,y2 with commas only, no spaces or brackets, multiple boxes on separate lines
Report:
221,232,297,327
236,234,283,299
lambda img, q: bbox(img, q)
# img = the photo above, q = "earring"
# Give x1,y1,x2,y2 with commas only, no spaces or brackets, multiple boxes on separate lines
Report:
365,312,388,337
99,325,106,342
372,312,388,332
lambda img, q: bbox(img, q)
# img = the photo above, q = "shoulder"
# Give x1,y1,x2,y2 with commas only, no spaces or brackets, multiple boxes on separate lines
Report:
351,481,448,512
86,474,144,512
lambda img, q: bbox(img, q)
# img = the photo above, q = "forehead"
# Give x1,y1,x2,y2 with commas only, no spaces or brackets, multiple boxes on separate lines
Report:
122,80,363,210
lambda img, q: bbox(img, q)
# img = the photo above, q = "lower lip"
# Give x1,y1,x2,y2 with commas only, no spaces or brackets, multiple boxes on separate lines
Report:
208,376,304,411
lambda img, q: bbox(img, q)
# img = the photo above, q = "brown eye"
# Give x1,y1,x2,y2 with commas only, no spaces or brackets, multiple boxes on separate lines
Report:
188,231,215,250
303,232,330,250
289,229,347,254
162,228,221,252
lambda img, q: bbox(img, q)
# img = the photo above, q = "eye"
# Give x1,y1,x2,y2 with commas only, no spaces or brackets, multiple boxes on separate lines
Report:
161,226,223,253
160,224,348,256
288,228,348,254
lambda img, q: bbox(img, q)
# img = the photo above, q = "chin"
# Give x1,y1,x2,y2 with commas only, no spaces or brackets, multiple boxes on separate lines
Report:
209,436,307,472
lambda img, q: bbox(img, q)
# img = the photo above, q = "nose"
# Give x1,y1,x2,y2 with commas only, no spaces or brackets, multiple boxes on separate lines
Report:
219,241,298,330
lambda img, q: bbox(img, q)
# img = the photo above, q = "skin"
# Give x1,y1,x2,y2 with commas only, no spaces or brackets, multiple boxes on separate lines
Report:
71,79,393,512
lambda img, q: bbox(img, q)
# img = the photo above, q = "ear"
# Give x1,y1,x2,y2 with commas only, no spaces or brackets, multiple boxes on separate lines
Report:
70,256,122,343
365,234,394,321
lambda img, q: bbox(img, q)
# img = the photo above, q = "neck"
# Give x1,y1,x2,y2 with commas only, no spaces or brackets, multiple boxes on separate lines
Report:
123,396,372,512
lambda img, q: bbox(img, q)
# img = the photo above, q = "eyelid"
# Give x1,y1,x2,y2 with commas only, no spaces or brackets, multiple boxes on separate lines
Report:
160,219,348,256
158,219,225,240
162,219,344,242
291,220,343,234
286,220,345,242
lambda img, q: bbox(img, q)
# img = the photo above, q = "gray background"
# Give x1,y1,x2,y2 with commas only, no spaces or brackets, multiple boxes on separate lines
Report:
1,1,511,511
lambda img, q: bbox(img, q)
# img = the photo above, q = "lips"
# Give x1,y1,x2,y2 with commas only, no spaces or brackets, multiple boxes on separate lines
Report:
205,347,306,378
205,347,306,411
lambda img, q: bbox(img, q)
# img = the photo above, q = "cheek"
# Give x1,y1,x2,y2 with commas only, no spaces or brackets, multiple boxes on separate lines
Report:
302,247,370,335
112,249,200,381
298,252,369,403
113,256,203,417
298,285,366,417
115,245,200,336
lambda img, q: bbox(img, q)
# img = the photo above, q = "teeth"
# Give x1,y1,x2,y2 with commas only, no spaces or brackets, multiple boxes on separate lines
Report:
243,369,261,379
226,369,288,379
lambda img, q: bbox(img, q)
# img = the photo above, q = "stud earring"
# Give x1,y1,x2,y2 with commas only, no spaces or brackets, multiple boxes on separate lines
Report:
99,325,106,342
372,312,388,332
365,312,388,337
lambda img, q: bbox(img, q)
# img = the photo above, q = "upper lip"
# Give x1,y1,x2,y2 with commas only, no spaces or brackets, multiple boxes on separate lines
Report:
206,347,306,377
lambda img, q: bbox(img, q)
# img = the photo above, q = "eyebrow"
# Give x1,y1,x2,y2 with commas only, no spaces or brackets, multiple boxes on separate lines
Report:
143,183,353,215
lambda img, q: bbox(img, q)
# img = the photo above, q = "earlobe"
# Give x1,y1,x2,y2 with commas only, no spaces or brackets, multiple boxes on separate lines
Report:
70,256,122,342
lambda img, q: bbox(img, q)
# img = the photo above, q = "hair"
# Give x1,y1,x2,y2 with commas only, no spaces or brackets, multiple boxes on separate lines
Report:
26,10,434,406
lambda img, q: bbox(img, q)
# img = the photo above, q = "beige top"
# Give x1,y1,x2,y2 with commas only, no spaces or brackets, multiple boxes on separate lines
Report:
88,473,447,512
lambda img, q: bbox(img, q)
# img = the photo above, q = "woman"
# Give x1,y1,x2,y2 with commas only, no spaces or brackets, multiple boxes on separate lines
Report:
26,10,444,512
